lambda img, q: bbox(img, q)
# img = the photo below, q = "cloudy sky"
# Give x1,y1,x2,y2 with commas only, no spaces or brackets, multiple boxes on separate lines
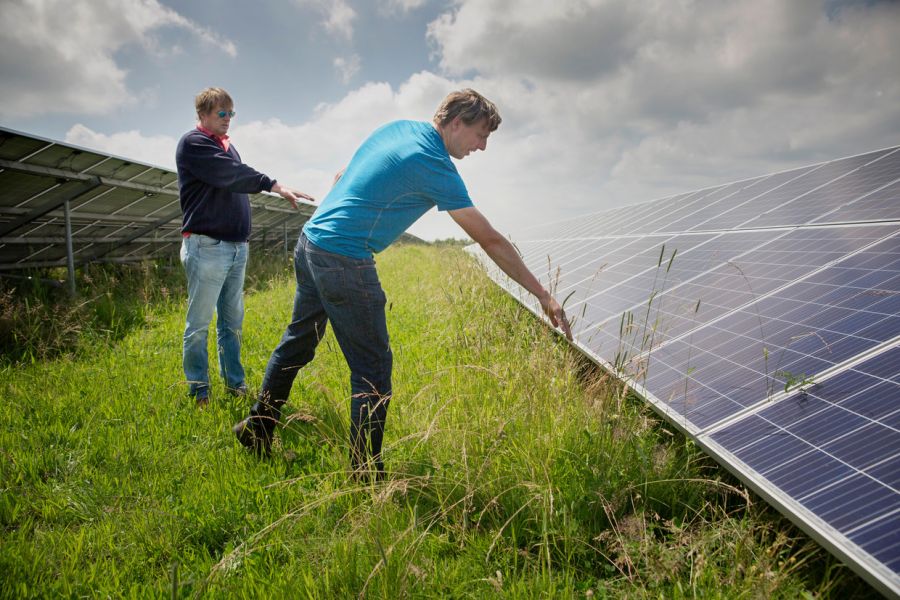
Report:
1,0,898,240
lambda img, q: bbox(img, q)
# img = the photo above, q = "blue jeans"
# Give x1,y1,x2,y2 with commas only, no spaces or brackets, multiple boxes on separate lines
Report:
259,232,392,472
180,234,248,399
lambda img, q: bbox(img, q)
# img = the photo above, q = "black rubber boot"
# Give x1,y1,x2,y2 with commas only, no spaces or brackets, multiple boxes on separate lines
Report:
348,397,389,482
349,403,369,479
233,398,284,457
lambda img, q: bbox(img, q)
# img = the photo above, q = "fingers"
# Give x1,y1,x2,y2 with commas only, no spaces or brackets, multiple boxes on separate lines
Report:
280,190,298,209
543,297,574,341
289,190,314,202
554,307,573,341
279,188,316,207
559,314,573,341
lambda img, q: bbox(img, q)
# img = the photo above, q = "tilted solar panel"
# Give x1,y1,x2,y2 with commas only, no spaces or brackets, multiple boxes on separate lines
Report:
469,145,900,597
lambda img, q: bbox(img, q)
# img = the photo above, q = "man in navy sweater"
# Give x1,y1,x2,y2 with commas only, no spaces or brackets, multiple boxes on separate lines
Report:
176,87,313,406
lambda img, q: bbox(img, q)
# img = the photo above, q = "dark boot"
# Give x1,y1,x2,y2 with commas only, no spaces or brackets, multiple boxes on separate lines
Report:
233,397,284,456
368,396,389,479
349,402,369,477
349,396,390,481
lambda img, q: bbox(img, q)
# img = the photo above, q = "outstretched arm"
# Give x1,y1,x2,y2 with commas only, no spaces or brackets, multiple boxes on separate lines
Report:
449,206,572,341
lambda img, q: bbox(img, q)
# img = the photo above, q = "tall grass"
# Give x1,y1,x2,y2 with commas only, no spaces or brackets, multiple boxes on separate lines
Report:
0,248,294,365
0,243,870,598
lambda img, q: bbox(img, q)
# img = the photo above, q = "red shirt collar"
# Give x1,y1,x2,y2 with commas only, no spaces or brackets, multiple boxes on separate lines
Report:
196,124,230,152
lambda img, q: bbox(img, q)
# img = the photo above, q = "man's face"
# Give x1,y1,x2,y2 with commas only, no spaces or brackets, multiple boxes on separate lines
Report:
445,117,492,160
198,105,234,137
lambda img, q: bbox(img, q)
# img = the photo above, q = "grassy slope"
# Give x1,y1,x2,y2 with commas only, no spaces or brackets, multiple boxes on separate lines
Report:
0,244,869,598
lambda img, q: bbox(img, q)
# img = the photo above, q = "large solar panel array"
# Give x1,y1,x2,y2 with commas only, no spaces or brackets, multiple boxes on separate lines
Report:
469,145,900,597
0,126,317,276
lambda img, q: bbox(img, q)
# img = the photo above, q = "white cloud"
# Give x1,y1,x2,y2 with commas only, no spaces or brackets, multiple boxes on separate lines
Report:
428,0,638,82
229,72,454,200
65,124,177,170
52,0,900,242
0,0,235,118
379,0,428,14
423,0,900,236
235,71,617,240
296,0,357,40
65,73,455,216
333,54,361,84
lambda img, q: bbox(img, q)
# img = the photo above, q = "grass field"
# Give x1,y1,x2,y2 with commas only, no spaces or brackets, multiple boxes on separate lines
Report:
0,243,872,598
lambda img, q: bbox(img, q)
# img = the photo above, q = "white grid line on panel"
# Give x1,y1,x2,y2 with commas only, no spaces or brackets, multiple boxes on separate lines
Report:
637,299,898,432
700,337,900,438
654,174,781,233
685,162,831,231
735,147,900,230
813,175,900,225
625,226,900,362
640,179,757,234
561,228,797,330
845,506,900,539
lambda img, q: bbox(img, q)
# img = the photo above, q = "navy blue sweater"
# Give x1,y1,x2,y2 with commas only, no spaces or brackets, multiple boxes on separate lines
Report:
175,129,275,242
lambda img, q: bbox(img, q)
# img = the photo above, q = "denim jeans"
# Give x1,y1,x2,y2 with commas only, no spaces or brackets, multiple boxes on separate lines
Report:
260,232,392,472
180,234,248,399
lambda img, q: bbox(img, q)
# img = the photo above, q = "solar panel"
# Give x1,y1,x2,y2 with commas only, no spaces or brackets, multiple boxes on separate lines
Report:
469,145,900,597
0,126,318,275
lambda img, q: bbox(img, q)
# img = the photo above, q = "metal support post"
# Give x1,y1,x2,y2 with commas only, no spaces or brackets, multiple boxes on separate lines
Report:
63,197,76,295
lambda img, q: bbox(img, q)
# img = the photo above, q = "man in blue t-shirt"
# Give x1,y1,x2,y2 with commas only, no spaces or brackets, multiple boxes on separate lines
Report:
234,89,572,475
176,87,313,406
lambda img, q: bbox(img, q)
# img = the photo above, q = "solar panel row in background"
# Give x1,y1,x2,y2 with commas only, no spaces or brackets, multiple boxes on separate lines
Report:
469,145,900,597
0,126,316,272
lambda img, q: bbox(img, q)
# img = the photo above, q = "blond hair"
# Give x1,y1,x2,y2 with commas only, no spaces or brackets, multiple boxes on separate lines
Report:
433,89,501,131
194,87,233,117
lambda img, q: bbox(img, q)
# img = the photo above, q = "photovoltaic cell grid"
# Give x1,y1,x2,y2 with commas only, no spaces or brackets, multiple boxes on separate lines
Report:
469,145,900,597
643,231,899,430
0,126,316,272
707,347,900,582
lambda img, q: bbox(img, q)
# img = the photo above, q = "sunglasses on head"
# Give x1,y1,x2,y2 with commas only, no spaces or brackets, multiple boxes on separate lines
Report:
216,110,236,118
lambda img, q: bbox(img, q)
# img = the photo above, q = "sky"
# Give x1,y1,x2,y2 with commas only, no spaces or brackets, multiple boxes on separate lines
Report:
1,0,899,241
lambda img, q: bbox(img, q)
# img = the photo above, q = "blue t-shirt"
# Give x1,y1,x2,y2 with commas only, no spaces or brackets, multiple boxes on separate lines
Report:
304,120,473,258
